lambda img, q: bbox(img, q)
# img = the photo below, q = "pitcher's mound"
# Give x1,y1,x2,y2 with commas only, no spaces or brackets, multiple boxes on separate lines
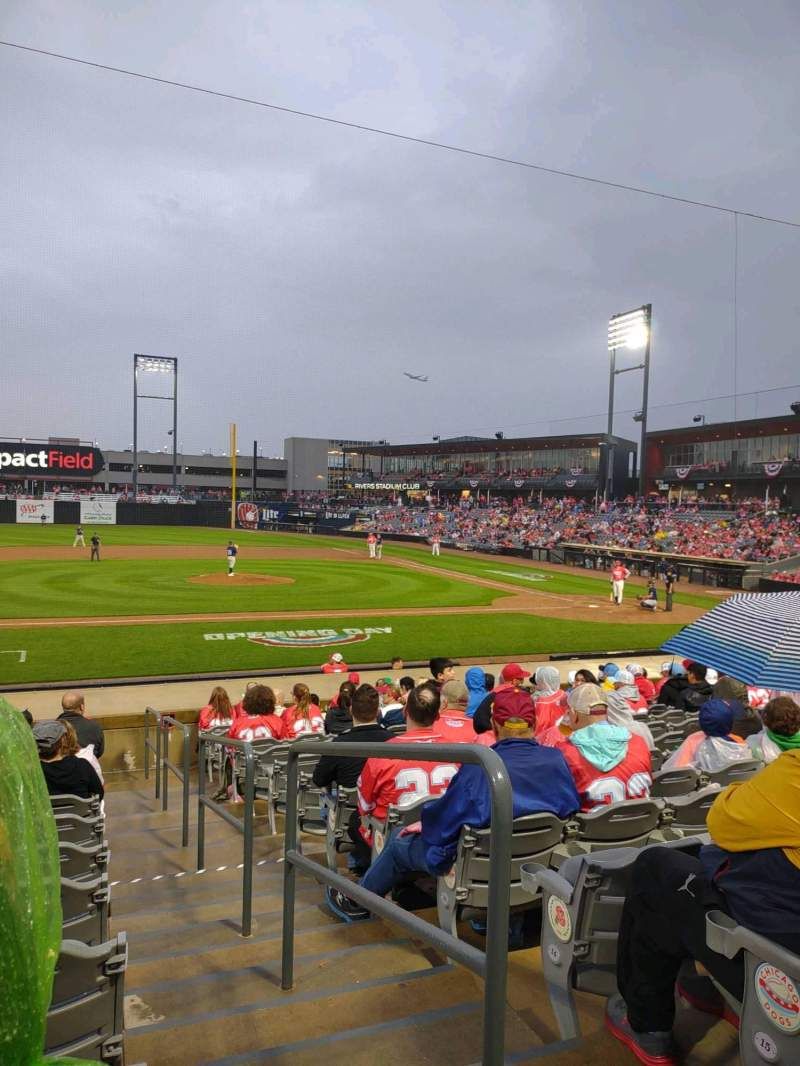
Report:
189,573,294,587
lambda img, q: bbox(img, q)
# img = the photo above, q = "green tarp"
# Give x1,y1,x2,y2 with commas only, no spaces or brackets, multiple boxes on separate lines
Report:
0,697,91,1065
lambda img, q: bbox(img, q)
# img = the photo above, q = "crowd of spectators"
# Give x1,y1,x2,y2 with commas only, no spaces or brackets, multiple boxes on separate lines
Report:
359,497,800,562
255,653,796,1065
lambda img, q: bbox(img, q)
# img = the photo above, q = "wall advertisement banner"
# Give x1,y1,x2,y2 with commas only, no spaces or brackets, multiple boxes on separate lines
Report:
16,500,55,523
80,499,117,525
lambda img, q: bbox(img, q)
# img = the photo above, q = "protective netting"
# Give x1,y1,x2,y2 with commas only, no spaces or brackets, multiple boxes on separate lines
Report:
0,697,91,1065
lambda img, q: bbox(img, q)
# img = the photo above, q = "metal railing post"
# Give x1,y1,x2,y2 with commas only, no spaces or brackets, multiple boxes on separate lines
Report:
154,712,162,800
483,753,513,1066
278,741,513,1065
144,711,150,781
181,722,191,849
241,745,255,937
161,722,169,812
197,732,207,873
280,746,300,990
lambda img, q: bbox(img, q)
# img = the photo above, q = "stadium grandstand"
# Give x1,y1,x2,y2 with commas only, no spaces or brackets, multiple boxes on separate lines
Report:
7,636,800,1066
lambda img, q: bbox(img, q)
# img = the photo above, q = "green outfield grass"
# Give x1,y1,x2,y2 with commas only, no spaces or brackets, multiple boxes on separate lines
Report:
0,524,703,683
0,613,682,685
382,544,719,609
0,558,496,618
0,524,344,549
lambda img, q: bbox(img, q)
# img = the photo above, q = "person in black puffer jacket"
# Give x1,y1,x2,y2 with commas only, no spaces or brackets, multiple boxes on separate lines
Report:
658,663,690,708
325,681,356,735
677,663,714,711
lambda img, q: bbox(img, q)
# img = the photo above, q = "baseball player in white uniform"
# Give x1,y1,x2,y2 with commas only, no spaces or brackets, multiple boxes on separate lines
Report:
73,525,85,547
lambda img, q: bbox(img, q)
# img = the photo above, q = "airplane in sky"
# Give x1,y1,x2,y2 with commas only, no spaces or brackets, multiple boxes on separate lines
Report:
403,372,428,382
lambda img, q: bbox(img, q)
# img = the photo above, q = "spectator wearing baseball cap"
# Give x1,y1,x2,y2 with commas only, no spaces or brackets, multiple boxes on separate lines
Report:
626,664,656,704
540,684,652,811
321,652,349,675
472,663,532,735
34,720,104,800
597,663,620,691
657,662,690,707
328,687,580,922
612,670,649,714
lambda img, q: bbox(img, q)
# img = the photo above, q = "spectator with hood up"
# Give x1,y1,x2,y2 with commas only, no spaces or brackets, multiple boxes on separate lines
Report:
465,667,488,719
746,696,800,764
532,666,568,735
714,673,762,738
540,684,652,810
662,699,752,772
611,670,649,715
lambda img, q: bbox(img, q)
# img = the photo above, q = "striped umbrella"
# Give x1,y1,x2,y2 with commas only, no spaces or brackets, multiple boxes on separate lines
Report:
662,590,800,691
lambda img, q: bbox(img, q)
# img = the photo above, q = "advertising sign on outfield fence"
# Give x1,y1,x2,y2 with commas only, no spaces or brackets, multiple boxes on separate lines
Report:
80,499,117,525
16,500,54,523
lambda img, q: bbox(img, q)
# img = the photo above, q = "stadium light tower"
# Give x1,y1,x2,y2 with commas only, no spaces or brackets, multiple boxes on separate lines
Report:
606,305,652,500
132,354,178,498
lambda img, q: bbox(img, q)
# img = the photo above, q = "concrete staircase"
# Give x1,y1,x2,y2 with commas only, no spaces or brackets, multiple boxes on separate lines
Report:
104,780,741,1065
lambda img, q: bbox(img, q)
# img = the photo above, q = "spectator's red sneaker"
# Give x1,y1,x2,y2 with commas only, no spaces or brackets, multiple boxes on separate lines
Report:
676,974,740,1029
604,994,679,1066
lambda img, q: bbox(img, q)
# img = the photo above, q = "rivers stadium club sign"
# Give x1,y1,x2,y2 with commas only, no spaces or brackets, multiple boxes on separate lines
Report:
0,442,105,479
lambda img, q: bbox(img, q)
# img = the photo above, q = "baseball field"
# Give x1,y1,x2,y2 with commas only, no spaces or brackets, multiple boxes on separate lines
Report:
0,524,722,685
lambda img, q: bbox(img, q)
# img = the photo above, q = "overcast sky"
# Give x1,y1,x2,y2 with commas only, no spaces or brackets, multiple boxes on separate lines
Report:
2,1,799,457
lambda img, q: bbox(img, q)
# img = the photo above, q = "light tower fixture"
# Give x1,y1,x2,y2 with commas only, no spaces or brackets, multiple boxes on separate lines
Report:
605,304,652,500
133,354,179,496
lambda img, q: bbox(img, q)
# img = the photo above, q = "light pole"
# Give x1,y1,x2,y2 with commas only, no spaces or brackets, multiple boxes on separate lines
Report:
606,305,652,499
133,355,179,497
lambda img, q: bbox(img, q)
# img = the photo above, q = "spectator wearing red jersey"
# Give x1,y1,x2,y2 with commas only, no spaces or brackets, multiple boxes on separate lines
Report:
532,666,568,735
282,683,325,738
198,686,234,731
437,680,477,743
227,685,285,743
626,664,656,703
542,684,651,810
326,688,580,922
354,683,460,856
322,652,348,674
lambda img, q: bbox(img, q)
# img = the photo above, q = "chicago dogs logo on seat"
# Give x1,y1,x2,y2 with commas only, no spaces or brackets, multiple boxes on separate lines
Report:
237,502,259,529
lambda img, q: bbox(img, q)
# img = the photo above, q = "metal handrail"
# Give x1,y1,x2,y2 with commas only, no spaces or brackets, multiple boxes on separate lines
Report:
197,731,256,937
143,706,191,847
143,706,162,800
280,741,513,1066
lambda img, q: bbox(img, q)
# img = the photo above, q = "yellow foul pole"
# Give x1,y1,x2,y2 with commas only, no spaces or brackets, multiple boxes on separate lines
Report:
230,422,237,530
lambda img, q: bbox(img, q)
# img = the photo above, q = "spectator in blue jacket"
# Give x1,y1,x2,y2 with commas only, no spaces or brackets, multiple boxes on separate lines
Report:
326,688,580,921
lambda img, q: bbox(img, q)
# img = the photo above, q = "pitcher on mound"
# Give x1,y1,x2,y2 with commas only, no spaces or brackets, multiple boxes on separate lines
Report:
226,540,239,576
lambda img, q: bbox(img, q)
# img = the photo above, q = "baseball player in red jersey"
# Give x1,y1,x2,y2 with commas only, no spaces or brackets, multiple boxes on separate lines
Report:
610,560,631,605
356,683,463,844
227,684,285,742
540,683,651,810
